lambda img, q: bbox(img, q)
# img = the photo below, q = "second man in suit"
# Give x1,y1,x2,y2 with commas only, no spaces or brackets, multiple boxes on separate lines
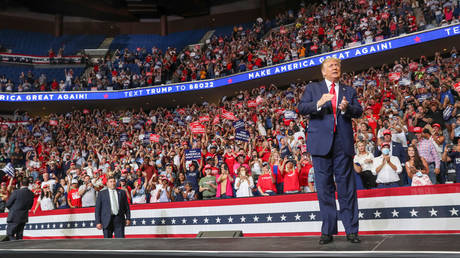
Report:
95,177,131,238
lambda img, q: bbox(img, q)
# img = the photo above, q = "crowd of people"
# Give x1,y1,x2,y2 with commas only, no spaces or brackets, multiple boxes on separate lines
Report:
0,46,459,213
1,0,459,92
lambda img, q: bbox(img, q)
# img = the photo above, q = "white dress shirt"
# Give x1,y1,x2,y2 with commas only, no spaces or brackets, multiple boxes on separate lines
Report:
317,79,345,116
108,188,119,215
371,155,402,183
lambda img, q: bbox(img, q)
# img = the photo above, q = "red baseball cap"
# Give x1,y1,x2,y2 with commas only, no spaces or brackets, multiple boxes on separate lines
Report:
383,129,392,135
413,127,422,133
381,142,391,148
432,123,441,128
204,164,212,170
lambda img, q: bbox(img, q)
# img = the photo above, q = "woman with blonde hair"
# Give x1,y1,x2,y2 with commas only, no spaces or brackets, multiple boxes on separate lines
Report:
234,166,254,198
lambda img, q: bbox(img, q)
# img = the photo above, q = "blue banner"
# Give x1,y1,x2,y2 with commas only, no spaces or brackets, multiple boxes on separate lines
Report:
185,149,202,161
235,130,250,142
233,120,245,131
0,24,459,103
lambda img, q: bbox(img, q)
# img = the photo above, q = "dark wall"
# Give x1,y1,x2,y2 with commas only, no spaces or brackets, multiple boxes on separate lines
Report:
0,4,281,36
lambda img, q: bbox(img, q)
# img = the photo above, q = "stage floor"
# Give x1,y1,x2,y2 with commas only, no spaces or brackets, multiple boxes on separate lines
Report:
0,235,460,257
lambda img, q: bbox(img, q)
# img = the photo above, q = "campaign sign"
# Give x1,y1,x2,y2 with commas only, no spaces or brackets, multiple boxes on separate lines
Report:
185,149,202,161
233,120,245,131
191,123,206,134
235,130,250,142
149,134,160,143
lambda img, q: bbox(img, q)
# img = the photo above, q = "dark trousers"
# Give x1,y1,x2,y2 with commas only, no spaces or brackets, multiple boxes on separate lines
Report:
103,215,125,238
7,222,26,240
312,133,359,235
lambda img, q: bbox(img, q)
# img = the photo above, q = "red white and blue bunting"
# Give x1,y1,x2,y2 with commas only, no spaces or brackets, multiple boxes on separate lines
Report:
1,184,459,239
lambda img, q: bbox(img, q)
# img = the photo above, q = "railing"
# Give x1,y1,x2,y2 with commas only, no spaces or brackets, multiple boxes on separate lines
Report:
0,53,84,65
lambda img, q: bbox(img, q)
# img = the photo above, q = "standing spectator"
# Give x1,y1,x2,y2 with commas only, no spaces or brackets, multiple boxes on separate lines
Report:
216,164,234,199
0,179,13,213
157,176,172,202
416,128,441,184
199,165,217,200
353,141,376,189
54,186,69,209
183,182,197,201
234,166,254,198
257,162,276,196
298,153,313,193
78,175,96,207
406,145,432,186
6,178,34,240
33,186,54,213
131,179,147,204
372,142,403,188
280,156,300,194
67,178,82,208
442,141,460,183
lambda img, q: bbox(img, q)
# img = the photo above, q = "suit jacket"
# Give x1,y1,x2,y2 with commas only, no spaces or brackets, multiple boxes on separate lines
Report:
298,80,363,156
95,188,131,229
374,141,407,163
6,187,34,223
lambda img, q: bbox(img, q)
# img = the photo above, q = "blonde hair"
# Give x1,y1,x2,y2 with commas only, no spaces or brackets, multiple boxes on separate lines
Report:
321,57,341,71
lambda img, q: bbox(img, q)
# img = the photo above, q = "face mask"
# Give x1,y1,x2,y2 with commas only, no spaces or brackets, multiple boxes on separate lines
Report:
382,148,390,155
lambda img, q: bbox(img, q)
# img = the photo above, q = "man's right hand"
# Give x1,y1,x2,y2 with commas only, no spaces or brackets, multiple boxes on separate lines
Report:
317,93,335,108
96,224,102,230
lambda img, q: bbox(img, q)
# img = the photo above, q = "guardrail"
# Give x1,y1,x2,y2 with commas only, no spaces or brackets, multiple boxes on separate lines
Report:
0,23,459,103
0,53,83,65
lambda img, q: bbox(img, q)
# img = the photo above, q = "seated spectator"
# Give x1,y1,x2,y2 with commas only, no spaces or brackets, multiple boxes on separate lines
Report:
353,141,376,189
406,145,432,186
372,142,403,188
234,166,254,198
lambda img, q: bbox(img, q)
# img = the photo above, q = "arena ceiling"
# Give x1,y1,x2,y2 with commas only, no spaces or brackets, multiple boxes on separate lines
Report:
3,0,266,21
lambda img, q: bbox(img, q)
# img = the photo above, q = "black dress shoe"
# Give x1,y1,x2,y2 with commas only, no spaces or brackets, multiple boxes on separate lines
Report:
319,234,333,245
346,233,361,243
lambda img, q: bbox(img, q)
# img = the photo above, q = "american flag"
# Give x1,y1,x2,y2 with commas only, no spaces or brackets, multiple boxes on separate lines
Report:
1,163,15,177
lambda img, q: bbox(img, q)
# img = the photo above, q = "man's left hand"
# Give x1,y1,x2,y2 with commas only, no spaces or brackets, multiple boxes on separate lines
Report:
126,220,131,226
339,97,348,112
434,168,440,174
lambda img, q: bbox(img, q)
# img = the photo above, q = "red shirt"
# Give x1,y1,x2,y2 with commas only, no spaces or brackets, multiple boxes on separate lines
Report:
283,169,300,192
68,188,82,208
299,163,312,186
257,174,276,193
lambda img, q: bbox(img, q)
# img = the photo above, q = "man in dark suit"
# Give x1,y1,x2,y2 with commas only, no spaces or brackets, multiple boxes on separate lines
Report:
6,178,34,240
298,57,363,245
95,177,131,238
374,129,408,185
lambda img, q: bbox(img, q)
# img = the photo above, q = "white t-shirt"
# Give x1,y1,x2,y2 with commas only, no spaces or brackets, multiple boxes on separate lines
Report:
371,155,402,183
353,152,374,171
234,177,254,198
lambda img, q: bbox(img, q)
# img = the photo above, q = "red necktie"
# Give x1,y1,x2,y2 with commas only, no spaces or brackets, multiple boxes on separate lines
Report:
330,83,337,132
